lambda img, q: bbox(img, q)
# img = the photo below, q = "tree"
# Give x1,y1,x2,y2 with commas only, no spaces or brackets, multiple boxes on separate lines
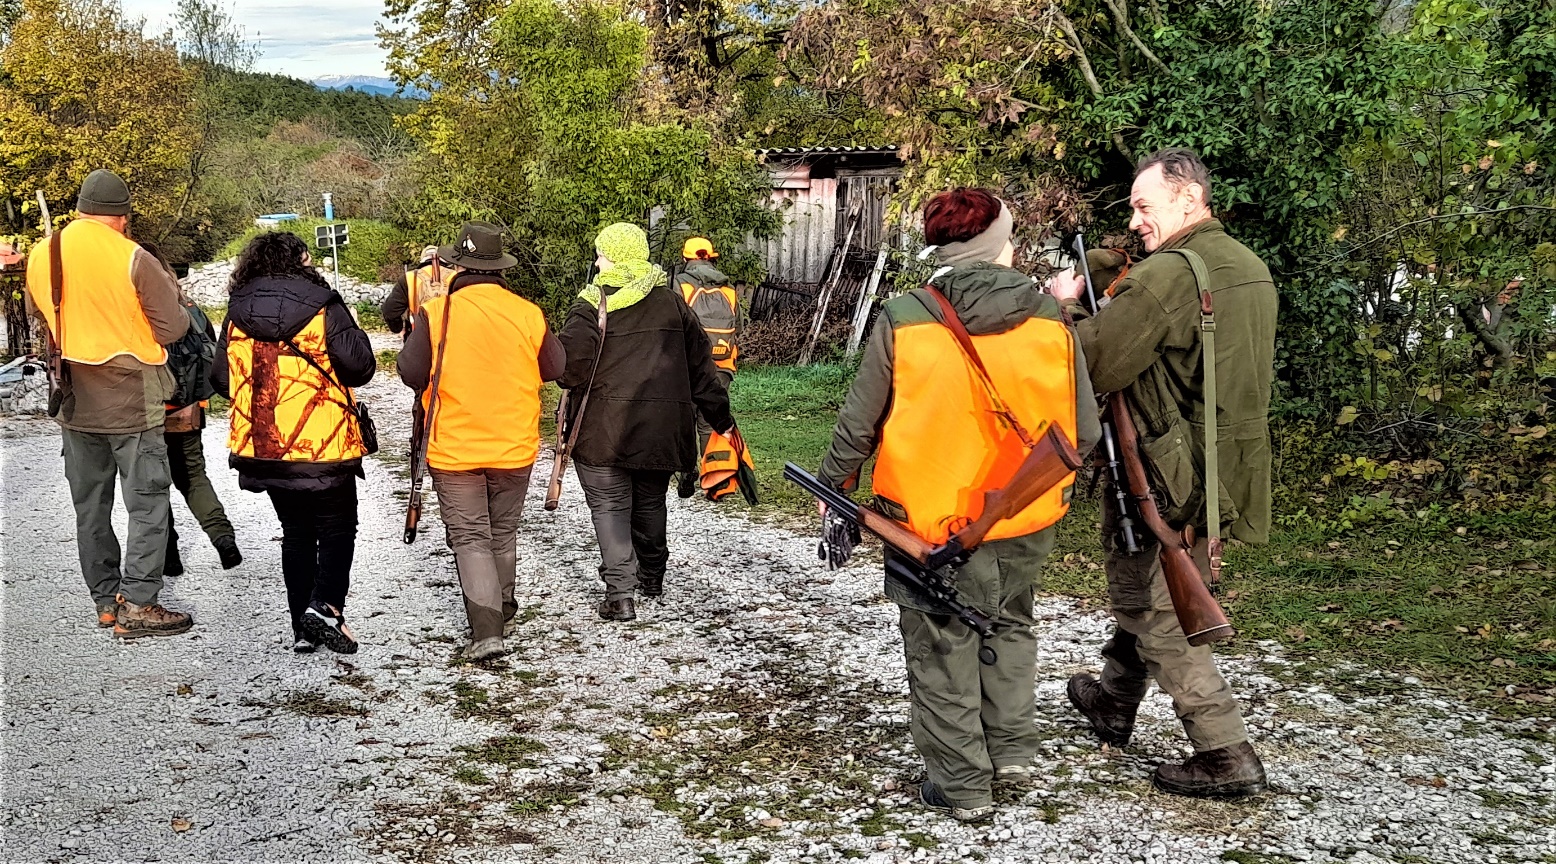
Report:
380,0,779,320
0,0,194,242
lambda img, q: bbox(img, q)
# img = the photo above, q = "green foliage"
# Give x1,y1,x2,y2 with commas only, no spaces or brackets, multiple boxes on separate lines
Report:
218,218,411,282
382,0,779,321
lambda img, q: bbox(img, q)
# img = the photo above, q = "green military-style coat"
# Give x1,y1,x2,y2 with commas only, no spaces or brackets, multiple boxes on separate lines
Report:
1068,219,1278,544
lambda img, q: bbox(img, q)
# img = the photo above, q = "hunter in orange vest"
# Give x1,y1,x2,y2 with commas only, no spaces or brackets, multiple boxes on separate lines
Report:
815,189,1100,821
381,245,450,337
677,236,741,499
25,169,195,639
397,222,565,661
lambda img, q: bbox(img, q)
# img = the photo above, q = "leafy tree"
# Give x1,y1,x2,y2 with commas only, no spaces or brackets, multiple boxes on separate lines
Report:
381,0,779,319
0,0,194,241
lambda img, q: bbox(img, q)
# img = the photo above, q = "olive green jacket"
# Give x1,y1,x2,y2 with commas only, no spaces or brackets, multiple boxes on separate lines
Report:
819,262,1102,492
1066,219,1278,544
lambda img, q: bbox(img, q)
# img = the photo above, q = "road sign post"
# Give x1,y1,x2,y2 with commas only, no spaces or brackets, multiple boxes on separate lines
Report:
314,204,349,293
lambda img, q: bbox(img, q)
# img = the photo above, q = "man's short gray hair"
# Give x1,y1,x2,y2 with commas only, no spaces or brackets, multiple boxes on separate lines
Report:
1137,147,1213,206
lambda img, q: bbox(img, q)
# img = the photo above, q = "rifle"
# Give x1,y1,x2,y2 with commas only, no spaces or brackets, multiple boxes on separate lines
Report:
784,463,1002,666
403,285,455,543
1070,234,1233,646
545,265,606,511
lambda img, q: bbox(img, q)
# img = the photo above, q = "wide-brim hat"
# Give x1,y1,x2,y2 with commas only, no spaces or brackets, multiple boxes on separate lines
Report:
438,221,518,270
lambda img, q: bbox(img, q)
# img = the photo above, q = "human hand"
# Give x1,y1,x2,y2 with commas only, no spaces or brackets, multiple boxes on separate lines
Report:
1047,268,1085,303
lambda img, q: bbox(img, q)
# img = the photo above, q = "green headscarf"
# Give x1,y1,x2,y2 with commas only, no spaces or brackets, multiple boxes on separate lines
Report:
581,222,665,311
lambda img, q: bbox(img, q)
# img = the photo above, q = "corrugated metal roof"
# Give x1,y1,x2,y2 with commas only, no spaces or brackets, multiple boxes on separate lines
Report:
756,145,900,156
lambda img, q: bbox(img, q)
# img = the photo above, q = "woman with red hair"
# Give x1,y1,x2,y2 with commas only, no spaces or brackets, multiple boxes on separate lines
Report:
814,188,1100,820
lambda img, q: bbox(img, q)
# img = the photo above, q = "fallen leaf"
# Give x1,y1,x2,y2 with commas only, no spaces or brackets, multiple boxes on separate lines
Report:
1318,603,1343,612
1513,559,1544,571
171,817,192,833
176,683,193,696
1336,405,1359,426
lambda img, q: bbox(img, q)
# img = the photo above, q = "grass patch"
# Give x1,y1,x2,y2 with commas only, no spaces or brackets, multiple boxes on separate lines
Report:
357,300,387,332
451,764,493,786
376,348,398,372
507,781,587,816
249,692,369,718
457,734,548,768
728,364,866,519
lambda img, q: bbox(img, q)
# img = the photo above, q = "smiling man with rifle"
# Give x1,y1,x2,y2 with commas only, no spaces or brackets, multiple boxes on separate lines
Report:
1049,147,1278,799
804,188,1099,822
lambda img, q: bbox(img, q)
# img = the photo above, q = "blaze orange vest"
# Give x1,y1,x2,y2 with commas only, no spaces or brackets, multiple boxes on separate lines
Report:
420,282,547,471
700,429,755,500
408,264,449,317
25,219,167,366
872,296,1079,544
226,310,366,463
680,281,738,372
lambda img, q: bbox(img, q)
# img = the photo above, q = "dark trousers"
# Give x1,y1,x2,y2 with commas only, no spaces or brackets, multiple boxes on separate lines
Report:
167,428,235,548
267,480,358,633
573,464,672,601
430,465,533,641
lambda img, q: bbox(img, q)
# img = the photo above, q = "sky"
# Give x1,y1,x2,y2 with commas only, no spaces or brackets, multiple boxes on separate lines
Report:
121,0,391,80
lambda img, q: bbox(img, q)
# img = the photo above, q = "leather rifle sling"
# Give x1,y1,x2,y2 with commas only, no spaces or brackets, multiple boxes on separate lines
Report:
1163,248,1222,589
563,296,609,450
920,286,1042,449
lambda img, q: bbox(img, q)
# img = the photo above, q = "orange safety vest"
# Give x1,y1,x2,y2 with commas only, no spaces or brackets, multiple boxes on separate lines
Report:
226,310,366,463
25,219,167,366
407,264,449,318
420,282,547,471
872,295,1079,545
680,280,739,372
700,429,755,501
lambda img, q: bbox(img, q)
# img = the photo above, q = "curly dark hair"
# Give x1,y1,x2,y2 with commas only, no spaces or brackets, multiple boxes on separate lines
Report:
229,231,331,294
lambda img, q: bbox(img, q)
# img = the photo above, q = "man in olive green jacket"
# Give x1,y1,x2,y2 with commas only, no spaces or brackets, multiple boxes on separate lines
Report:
1049,147,1278,799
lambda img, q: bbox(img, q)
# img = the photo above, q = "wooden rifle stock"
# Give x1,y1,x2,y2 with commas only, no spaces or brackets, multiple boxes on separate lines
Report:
1110,391,1234,646
543,391,571,511
945,424,1083,555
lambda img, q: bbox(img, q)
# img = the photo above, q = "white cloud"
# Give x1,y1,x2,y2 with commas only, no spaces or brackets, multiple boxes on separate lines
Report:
120,0,391,79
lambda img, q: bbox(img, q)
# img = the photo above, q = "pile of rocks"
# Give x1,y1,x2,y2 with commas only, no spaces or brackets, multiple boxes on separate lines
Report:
180,260,390,307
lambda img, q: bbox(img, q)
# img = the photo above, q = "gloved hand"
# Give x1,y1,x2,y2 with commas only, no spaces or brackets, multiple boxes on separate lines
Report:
817,506,861,570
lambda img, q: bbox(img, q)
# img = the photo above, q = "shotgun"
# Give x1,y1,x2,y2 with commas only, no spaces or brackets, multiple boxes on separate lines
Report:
36,191,66,418
403,284,455,543
545,266,606,511
1071,235,1233,646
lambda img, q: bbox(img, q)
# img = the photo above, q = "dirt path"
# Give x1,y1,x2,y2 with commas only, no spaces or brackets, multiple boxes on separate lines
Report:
3,371,1552,864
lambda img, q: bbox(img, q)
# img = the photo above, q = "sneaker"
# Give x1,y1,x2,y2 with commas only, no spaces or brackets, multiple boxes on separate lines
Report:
292,630,317,654
463,637,507,661
95,602,120,629
916,780,994,822
597,597,636,622
994,764,1034,789
299,601,358,654
113,598,193,639
676,472,697,499
214,535,242,570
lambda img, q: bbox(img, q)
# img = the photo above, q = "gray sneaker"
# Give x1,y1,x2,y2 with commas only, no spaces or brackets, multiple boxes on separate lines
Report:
916,781,994,822
994,764,1034,789
463,637,506,661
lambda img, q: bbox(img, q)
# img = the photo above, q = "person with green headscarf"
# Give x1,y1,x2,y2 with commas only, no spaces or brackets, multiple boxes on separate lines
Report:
559,223,736,621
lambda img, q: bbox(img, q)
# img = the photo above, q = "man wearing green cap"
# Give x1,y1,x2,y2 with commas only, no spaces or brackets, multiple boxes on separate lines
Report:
25,169,194,638
558,222,737,620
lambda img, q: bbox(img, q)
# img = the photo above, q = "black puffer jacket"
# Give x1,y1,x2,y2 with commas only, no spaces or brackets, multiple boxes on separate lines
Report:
211,273,376,492
559,284,733,472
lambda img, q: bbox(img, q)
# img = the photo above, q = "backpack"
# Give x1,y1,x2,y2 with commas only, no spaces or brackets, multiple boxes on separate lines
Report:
167,302,217,408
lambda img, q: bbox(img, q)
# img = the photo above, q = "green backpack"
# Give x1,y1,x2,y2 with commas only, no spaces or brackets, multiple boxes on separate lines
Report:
167,302,217,408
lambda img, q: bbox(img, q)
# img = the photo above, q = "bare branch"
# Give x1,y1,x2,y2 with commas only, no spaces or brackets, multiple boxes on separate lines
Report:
1055,10,1134,161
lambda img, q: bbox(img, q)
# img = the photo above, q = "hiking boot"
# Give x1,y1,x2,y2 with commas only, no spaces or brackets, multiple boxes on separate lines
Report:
1152,741,1269,800
916,780,994,823
993,764,1034,789
463,637,507,662
300,601,358,654
95,601,120,629
163,545,185,579
113,599,193,639
1066,673,1137,747
292,630,318,654
637,573,664,598
214,535,242,570
676,472,697,499
597,597,636,622
503,616,519,637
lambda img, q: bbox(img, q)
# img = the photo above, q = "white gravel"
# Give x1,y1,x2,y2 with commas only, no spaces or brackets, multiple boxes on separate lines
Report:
2,361,1552,863
181,261,390,308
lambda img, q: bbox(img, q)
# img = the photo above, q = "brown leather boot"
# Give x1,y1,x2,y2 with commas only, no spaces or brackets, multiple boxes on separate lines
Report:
1152,741,1269,799
113,598,193,639
1066,673,1137,747
597,597,636,621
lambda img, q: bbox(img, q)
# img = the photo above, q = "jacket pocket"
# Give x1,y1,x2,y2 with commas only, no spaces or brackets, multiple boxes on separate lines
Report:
1140,413,1197,523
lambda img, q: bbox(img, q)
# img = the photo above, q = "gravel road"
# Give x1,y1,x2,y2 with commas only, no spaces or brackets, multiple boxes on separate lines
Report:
3,368,1552,864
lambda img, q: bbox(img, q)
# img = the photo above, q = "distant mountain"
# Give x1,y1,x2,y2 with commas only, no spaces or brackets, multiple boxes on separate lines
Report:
312,75,427,99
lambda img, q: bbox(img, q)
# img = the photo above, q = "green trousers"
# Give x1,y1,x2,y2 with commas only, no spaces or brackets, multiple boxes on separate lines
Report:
61,428,172,607
166,428,235,545
1098,493,1249,752
894,527,1055,810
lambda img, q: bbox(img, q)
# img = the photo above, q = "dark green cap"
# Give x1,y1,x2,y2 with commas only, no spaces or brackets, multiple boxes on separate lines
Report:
76,169,131,216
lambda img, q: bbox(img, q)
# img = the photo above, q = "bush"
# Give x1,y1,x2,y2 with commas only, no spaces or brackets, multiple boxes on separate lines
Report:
216,218,412,283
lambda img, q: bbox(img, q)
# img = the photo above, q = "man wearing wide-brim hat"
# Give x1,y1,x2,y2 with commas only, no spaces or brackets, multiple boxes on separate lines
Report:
397,222,565,660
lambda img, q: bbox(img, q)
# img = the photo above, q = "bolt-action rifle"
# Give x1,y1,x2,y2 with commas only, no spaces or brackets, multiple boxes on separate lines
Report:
545,264,605,511
1069,234,1233,646
784,422,1082,666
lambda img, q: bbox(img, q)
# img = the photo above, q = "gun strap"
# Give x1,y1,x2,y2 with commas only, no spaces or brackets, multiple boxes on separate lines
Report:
418,290,456,466
920,286,1039,449
49,230,63,356
1163,248,1221,583
563,295,609,450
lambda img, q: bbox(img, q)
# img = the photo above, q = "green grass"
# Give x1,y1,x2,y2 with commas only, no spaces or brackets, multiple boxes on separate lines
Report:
730,363,1556,712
